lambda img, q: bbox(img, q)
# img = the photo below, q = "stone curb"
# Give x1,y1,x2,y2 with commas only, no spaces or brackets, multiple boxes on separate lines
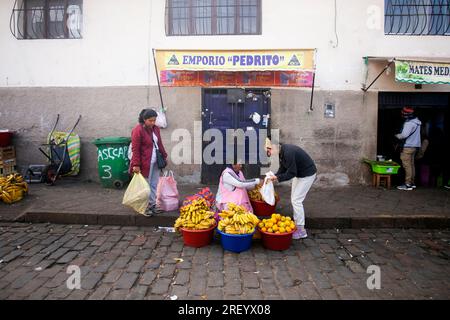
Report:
14,210,450,229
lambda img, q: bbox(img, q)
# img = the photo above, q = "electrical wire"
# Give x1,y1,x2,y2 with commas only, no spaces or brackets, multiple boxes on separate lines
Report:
332,0,339,48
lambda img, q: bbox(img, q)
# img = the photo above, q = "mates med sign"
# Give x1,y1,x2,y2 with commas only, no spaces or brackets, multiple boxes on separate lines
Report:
395,59,450,85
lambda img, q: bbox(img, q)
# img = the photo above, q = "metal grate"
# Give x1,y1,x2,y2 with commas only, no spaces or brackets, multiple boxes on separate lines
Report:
165,0,261,36
10,0,83,39
385,0,450,35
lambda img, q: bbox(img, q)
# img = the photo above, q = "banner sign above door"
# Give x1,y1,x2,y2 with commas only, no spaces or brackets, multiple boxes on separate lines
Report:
160,70,314,87
155,49,315,72
395,59,450,85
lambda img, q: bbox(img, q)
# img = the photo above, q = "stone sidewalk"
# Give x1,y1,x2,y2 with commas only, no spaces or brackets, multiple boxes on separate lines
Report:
1,178,449,228
0,222,449,300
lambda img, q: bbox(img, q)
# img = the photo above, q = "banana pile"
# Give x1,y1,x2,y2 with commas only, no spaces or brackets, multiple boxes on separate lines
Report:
174,198,216,231
218,203,260,235
247,186,263,201
248,184,279,202
0,174,28,204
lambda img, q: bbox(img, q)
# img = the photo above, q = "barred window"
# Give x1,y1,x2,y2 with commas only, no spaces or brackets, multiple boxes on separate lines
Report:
10,0,83,39
385,0,450,35
166,0,262,36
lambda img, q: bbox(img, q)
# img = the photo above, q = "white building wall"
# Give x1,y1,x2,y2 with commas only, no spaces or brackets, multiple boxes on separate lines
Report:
1,0,449,89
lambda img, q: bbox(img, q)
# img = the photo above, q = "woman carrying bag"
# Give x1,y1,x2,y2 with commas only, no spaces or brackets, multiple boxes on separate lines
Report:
130,109,168,216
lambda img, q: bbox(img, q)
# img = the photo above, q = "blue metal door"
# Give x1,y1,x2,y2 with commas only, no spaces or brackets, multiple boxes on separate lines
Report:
201,89,270,184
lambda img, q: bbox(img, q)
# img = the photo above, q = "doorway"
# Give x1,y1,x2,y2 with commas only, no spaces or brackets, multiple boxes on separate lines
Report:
378,92,450,187
201,88,271,184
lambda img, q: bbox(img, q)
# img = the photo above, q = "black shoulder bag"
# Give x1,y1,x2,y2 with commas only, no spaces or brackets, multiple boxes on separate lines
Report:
152,136,167,169
394,123,419,153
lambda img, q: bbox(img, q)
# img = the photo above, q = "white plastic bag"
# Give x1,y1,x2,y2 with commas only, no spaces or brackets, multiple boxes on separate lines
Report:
260,172,275,206
155,107,167,129
122,173,150,215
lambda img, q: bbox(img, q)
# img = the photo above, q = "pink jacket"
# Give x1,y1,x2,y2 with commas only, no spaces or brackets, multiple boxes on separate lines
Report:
216,167,254,213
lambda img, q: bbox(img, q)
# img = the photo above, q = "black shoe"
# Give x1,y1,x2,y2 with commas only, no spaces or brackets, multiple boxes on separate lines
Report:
143,206,155,217
149,204,164,215
397,184,413,191
142,211,153,217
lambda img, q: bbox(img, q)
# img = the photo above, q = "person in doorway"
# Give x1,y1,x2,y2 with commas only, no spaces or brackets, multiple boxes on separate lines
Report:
215,160,261,215
130,109,168,216
395,107,421,191
265,138,317,239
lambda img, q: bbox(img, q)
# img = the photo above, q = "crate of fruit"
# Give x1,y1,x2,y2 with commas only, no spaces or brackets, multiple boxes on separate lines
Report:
363,159,401,175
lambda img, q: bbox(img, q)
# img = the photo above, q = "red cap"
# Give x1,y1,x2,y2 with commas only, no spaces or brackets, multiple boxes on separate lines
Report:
402,107,414,114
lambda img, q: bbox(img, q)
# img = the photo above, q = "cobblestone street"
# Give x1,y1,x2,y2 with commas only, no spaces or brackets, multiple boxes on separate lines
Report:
0,222,449,300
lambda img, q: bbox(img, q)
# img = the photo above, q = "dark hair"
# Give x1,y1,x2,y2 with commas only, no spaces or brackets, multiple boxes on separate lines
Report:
138,109,158,124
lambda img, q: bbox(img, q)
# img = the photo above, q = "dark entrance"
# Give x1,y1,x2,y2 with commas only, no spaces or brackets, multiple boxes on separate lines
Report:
378,92,450,187
201,88,271,184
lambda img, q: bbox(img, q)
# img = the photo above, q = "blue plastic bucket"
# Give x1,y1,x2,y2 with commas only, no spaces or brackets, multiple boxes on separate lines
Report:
217,229,254,253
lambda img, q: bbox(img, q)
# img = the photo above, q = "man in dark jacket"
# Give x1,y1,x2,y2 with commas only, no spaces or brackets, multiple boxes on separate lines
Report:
266,139,317,239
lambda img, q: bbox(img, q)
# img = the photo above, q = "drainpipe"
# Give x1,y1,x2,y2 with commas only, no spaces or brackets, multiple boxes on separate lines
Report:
147,1,153,105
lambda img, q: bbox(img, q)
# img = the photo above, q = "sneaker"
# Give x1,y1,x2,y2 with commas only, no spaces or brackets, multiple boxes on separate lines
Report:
143,204,157,217
444,185,450,190
292,226,308,239
410,184,417,189
142,209,154,217
150,204,164,215
397,184,413,191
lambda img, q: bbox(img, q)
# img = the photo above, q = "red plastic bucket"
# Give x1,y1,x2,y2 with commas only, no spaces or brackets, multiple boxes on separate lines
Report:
250,196,279,217
181,223,216,248
0,131,13,147
259,228,295,251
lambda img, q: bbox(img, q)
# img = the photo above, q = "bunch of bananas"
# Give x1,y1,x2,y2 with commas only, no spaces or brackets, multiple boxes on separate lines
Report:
0,173,28,204
218,203,260,235
248,187,263,201
248,185,279,202
174,198,216,232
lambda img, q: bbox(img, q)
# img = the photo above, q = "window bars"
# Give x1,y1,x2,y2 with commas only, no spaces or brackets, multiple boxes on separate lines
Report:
165,0,262,36
385,0,450,35
10,0,83,39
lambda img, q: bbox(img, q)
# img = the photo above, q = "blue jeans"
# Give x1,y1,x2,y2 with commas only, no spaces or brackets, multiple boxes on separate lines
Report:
148,162,160,206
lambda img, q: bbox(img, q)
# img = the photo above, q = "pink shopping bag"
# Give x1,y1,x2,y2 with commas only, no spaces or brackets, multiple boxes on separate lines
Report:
156,170,180,212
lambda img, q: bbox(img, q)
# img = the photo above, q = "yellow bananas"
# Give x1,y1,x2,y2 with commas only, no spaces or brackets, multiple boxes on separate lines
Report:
218,203,260,235
174,198,216,232
248,185,279,202
0,173,28,204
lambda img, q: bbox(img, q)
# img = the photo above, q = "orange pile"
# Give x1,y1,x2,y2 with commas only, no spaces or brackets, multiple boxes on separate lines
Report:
258,213,296,234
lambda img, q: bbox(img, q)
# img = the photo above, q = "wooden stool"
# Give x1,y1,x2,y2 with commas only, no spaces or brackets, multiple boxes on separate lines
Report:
372,173,391,189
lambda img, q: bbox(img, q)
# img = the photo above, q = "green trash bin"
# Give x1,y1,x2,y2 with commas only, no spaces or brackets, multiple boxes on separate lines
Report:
92,137,131,189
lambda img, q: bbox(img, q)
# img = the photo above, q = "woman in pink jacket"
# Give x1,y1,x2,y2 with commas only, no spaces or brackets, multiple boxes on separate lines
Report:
215,161,261,214
130,109,168,216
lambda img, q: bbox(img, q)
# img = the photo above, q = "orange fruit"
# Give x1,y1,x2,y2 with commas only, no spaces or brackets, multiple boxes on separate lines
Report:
286,217,292,221
268,228,273,233
261,227,267,232
279,227,286,233
258,222,265,228
271,218,277,224
266,222,273,228
281,217,286,222
286,226,292,233
279,222,286,228
272,225,279,232
275,231,281,234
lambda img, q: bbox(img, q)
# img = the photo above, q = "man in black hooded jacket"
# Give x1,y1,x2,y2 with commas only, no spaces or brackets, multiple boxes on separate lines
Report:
265,139,317,239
